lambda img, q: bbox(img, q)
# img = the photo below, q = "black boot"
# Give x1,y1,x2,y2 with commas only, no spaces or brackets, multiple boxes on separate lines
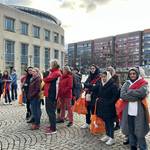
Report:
26,112,30,120
130,146,137,150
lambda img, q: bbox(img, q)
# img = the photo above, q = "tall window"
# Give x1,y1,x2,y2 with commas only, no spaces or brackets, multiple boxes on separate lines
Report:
5,17,15,32
45,29,50,41
21,43,28,74
54,49,59,59
61,52,64,67
21,22,28,35
5,40,15,64
34,45,40,68
61,35,64,45
33,25,40,38
45,48,50,70
21,43,28,64
53,32,59,43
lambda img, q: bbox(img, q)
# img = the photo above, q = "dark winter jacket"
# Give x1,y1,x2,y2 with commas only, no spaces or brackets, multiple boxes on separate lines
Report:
72,73,82,99
96,79,119,120
22,74,32,95
27,76,41,100
84,68,100,105
58,73,73,99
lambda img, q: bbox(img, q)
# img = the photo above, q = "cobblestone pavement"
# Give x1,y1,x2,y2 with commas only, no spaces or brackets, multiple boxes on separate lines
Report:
0,101,150,150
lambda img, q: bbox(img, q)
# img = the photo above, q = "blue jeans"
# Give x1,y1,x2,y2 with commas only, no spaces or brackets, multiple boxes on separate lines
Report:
128,115,147,150
30,99,41,125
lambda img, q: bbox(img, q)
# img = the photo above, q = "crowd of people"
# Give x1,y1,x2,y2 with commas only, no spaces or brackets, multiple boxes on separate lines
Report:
0,59,149,150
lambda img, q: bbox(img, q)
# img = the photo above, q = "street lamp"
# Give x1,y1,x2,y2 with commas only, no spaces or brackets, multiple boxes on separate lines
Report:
29,55,32,66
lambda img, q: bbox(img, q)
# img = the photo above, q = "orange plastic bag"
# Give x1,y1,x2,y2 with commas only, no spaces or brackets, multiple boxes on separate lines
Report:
90,114,105,135
90,101,105,135
73,97,87,115
142,97,150,123
18,93,23,105
115,98,127,121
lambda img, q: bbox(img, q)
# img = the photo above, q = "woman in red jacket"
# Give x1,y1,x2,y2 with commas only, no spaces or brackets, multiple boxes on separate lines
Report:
57,66,73,127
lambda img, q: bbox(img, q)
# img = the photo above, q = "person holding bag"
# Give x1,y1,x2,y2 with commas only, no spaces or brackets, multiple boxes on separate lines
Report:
96,71,119,145
81,64,100,129
120,68,149,150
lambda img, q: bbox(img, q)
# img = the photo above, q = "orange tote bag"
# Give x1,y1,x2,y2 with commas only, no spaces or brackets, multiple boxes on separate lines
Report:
90,101,105,135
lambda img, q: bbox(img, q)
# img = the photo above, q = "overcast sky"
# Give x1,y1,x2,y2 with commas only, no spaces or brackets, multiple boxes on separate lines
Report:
0,0,150,44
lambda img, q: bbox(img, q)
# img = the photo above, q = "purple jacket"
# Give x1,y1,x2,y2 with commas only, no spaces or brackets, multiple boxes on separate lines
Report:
27,76,41,100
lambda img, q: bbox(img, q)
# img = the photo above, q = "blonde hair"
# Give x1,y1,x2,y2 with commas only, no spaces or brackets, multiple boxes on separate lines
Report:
34,67,43,78
50,59,60,69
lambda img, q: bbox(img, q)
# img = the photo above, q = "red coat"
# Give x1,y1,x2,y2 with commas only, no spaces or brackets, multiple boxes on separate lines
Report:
58,73,73,99
43,68,61,97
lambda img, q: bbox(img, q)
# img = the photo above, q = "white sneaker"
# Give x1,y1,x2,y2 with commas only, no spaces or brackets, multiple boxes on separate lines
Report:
80,123,89,129
100,135,109,142
105,138,115,145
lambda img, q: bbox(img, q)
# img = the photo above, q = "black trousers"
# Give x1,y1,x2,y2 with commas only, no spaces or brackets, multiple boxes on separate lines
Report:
86,104,95,124
45,98,56,131
11,84,17,100
103,118,114,138
5,89,11,103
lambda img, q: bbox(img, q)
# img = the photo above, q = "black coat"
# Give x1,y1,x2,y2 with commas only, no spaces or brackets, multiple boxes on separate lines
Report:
84,68,100,106
96,79,119,120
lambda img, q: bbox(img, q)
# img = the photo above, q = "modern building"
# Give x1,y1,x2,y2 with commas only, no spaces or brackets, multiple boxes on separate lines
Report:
115,31,142,68
143,29,150,67
68,31,144,70
93,36,115,68
68,40,93,72
0,3,65,76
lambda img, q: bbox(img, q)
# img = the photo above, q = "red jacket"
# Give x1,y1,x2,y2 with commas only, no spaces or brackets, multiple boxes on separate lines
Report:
58,73,73,99
43,68,61,97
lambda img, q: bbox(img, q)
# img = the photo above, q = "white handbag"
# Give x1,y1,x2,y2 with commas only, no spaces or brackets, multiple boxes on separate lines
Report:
85,93,91,102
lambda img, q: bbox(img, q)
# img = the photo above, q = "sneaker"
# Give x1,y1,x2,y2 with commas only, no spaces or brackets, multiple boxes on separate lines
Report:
67,122,73,127
9,102,12,105
80,123,89,129
3,102,7,105
100,135,109,142
105,138,115,145
45,128,57,135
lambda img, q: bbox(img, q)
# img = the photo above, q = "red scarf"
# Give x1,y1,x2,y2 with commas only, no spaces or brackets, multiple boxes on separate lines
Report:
116,78,148,121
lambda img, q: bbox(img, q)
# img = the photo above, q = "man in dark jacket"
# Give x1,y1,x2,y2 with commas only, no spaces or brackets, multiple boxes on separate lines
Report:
22,67,33,120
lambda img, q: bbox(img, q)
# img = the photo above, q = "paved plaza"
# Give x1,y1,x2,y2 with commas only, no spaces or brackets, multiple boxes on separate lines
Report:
0,101,150,150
